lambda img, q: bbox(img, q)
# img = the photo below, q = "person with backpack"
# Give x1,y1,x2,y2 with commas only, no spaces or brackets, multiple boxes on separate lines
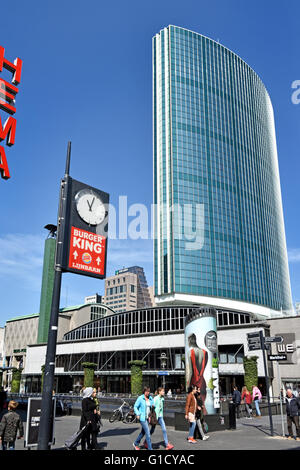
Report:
232,386,241,419
141,387,174,450
285,388,300,440
133,387,154,450
252,385,262,418
0,400,24,450
241,386,252,419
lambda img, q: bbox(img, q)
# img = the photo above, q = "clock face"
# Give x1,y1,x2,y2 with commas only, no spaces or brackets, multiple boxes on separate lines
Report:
75,189,106,226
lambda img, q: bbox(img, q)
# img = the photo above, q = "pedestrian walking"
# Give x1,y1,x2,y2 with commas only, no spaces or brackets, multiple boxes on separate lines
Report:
141,387,174,450
194,386,209,441
241,386,252,419
232,386,241,419
133,387,154,450
0,400,24,450
185,386,198,443
252,385,262,417
285,388,300,440
80,387,99,450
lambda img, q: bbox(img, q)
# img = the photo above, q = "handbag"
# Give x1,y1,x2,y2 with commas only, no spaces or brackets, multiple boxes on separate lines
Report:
149,406,158,426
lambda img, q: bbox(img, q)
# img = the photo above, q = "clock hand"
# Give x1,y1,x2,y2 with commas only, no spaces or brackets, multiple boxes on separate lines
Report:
87,197,95,212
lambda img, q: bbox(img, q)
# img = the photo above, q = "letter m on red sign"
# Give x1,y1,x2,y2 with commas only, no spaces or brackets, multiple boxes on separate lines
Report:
0,115,16,146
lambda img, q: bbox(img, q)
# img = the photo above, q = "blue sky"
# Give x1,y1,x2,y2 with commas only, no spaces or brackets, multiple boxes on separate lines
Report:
0,0,299,326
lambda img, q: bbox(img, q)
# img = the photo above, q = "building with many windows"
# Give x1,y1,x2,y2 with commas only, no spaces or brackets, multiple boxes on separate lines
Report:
22,305,300,396
153,25,293,318
102,266,153,313
1,302,114,391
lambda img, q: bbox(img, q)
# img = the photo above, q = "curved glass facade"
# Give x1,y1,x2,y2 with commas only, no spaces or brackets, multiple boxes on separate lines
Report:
63,306,251,342
153,26,292,313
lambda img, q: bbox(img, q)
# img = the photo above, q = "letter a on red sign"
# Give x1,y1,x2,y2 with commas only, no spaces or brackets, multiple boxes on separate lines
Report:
0,145,10,179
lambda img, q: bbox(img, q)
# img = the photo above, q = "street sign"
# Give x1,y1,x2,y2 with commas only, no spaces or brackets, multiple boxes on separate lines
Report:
248,344,261,351
268,354,287,361
247,332,261,339
158,371,169,376
248,338,262,344
264,336,283,343
247,332,261,351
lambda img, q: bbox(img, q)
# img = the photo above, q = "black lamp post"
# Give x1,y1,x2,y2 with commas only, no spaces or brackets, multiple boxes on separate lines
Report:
159,353,167,390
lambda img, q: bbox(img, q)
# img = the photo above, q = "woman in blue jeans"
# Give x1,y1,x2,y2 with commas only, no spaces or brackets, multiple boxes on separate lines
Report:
252,385,262,417
133,387,154,450
142,387,174,450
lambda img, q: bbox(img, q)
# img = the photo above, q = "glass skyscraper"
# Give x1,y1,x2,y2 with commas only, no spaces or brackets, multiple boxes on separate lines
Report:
153,25,293,318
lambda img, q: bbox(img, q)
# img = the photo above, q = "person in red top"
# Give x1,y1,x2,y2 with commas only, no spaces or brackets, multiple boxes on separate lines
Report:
241,386,252,419
187,334,208,405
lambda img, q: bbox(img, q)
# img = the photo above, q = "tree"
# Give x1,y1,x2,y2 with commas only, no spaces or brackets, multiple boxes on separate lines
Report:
243,356,258,391
82,362,97,388
129,360,146,396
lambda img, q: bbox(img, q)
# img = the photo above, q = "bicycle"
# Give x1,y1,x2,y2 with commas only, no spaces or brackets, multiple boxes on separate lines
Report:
109,400,130,423
123,405,138,424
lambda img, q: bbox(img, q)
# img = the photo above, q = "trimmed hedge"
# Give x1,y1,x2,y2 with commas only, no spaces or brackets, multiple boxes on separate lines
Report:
243,356,258,391
129,360,146,396
82,362,97,388
11,368,23,393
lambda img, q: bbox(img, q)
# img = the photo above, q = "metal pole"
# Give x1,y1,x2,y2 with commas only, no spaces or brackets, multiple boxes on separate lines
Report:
37,143,71,450
277,361,285,437
260,330,274,436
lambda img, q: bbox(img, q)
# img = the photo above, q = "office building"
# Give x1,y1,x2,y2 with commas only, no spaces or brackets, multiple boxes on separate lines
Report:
102,266,153,313
153,26,293,318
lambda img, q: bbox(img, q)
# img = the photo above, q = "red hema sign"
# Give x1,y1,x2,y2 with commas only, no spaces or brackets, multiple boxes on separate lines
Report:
68,227,106,276
0,46,23,180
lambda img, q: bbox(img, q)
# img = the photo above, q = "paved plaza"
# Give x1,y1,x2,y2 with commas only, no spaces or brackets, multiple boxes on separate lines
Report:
8,413,300,451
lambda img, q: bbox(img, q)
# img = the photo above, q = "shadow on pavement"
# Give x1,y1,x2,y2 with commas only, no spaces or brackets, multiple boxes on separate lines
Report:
240,420,288,439
100,427,137,437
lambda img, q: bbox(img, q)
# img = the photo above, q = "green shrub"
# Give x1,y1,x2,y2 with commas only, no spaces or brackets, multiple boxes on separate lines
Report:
82,362,97,388
129,360,146,396
243,356,258,391
11,368,23,393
